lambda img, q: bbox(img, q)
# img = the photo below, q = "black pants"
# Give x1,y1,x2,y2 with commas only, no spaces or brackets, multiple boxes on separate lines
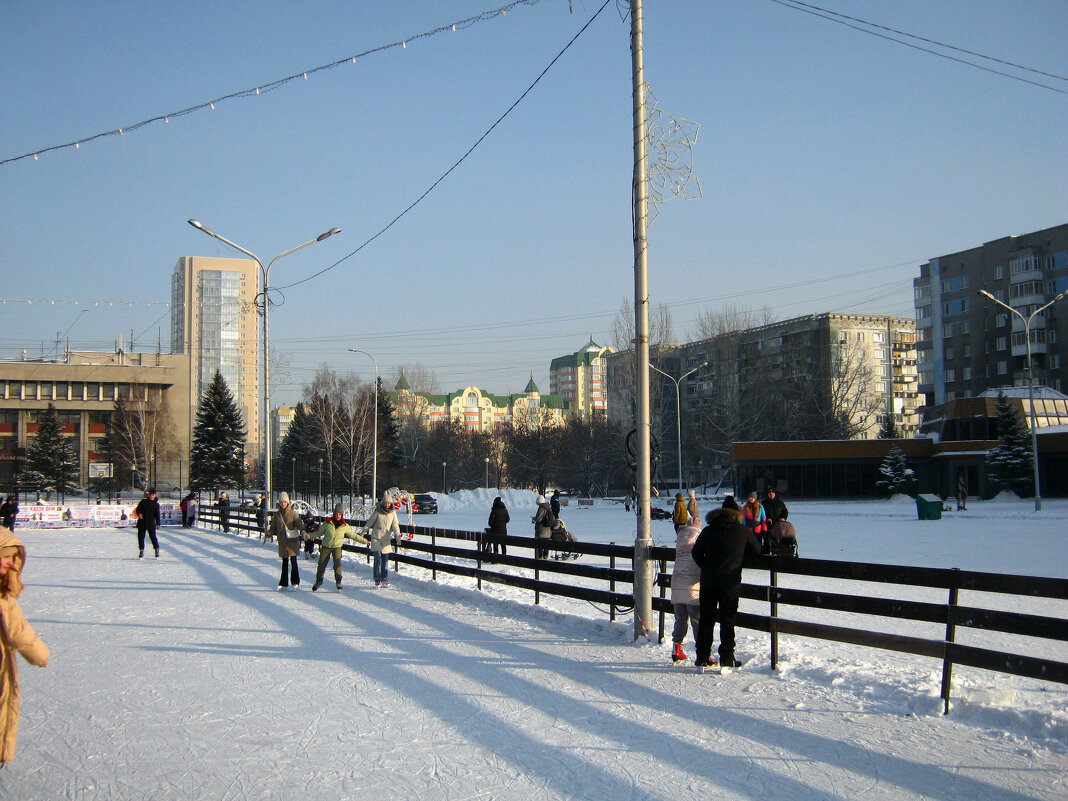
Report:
694,583,741,665
137,526,159,553
220,513,229,533
279,556,300,587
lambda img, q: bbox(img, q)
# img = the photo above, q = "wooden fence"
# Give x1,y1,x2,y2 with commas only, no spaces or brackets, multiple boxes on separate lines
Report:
202,506,1067,713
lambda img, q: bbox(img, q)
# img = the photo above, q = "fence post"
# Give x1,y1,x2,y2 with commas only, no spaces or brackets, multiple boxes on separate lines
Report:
476,530,483,592
941,567,961,715
770,568,779,670
534,545,540,606
610,544,616,622
658,557,667,644
431,528,437,582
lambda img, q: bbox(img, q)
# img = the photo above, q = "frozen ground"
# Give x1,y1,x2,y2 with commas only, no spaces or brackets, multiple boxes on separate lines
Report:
1,492,1066,800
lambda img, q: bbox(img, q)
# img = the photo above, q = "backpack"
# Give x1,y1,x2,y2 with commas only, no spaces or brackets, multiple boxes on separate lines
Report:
541,509,556,530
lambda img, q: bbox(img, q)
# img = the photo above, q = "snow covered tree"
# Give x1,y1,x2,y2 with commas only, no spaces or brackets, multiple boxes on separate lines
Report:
190,371,247,492
985,392,1034,496
25,403,79,500
876,446,915,496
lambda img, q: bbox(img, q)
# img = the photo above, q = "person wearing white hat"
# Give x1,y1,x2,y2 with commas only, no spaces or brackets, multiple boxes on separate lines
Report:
268,492,306,590
532,495,553,560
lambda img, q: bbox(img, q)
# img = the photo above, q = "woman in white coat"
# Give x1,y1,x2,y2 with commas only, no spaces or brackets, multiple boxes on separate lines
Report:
362,493,401,588
670,517,703,663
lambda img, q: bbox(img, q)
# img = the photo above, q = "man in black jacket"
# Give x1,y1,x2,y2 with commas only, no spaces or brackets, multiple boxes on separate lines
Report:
134,488,161,559
691,496,761,670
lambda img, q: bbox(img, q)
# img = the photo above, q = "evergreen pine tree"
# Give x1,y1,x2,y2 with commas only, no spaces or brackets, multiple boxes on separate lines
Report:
190,371,247,492
876,446,915,496
878,411,900,439
25,402,79,500
985,392,1034,496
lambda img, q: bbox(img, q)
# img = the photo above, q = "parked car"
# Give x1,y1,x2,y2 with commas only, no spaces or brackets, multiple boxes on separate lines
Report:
650,506,672,520
412,494,438,514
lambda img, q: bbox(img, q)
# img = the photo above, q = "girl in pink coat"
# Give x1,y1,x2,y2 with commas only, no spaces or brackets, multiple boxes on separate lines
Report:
670,517,703,663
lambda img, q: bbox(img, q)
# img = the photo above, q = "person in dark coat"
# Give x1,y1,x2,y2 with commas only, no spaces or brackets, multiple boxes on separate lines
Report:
134,488,162,559
218,493,231,533
0,497,18,530
690,496,761,670
256,493,268,540
550,491,561,518
486,497,510,559
763,488,788,549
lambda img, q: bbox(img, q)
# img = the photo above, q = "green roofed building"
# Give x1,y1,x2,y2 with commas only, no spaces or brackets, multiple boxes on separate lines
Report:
549,338,613,421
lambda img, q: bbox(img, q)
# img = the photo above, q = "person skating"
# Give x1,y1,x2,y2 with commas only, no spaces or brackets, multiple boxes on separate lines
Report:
742,492,768,553
268,492,306,590
256,493,268,540
691,497,761,672
686,490,698,524
186,493,199,528
763,488,789,548
670,516,702,663
133,488,161,558
0,496,19,530
312,505,368,592
360,492,401,587
0,525,50,765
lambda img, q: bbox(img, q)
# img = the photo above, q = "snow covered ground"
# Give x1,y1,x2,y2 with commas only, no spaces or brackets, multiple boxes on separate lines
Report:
1,492,1065,800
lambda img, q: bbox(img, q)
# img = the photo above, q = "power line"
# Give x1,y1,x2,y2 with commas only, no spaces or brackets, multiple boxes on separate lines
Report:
0,0,547,167
770,0,1067,94
277,0,616,292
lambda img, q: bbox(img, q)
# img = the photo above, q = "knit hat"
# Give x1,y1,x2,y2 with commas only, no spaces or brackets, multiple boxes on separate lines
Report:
535,495,546,505
333,504,344,516
279,491,290,504
722,496,739,511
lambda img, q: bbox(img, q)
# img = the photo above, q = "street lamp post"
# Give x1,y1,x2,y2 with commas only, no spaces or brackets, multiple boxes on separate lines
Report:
485,457,490,489
648,361,707,495
442,462,447,495
979,288,1067,512
318,457,323,507
348,349,378,504
291,457,296,500
188,220,340,512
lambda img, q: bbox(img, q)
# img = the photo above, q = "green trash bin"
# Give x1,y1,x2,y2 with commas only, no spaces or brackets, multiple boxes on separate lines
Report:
916,494,942,520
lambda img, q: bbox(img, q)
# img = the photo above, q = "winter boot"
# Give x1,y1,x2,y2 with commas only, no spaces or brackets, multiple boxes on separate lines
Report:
138,550,144,559
154,548,159,558
312,580,322,592
336,582,343,592
672,643,687,663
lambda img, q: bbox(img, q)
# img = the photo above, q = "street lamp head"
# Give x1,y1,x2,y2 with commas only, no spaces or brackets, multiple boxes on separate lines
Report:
188,219,214,236
978,289,995,300
317,227,341,242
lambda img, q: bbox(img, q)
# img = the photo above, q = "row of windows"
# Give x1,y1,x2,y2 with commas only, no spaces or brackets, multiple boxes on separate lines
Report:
1,381,153,402
940,275,969,294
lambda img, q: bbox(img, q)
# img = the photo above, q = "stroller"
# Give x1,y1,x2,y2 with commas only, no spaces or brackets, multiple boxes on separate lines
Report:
767,520,798,557
550,517,579,560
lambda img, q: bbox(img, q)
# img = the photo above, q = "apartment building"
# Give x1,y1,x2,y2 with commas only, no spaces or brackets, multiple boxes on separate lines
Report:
549,339,613,420
913,223,1068,406
390,375,567,432
171,256,261,456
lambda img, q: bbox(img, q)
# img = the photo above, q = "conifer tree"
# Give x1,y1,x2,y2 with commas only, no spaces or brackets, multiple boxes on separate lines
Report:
876,445,915,496
985,392,1034,496
878,411,900,439
25,402,79,500
190,371,247,492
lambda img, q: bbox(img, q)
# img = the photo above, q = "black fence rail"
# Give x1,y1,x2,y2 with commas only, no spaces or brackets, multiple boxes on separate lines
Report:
201,506,1067,713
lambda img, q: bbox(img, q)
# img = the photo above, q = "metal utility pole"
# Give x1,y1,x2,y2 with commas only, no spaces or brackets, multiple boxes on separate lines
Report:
630,0,654,641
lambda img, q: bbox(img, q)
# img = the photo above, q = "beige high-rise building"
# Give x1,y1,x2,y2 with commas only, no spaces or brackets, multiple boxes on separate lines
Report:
171,257,260,456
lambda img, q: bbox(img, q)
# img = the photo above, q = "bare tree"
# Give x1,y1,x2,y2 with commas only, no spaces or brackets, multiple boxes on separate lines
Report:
689,303,775,341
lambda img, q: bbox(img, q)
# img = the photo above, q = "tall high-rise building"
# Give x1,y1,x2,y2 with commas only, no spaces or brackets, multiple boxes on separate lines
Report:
913,223,1068,406
171,257,260,456
549,339,613,420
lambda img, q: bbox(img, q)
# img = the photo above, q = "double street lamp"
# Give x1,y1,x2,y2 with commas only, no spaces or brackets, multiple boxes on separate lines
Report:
188,220,340,510
648,361,707,494
348,349,378,504
979,289,1067,512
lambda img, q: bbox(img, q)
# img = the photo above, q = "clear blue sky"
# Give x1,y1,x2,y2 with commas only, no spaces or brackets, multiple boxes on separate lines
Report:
2,0,1066,406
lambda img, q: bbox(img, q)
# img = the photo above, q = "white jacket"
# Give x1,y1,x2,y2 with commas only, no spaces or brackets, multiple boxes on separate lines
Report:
670,519,702,604
361,506,400,554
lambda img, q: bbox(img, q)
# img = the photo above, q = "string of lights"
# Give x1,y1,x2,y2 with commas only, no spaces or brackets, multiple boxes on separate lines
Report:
770,0,1067,93
0,0,546,167
276,0,615,293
